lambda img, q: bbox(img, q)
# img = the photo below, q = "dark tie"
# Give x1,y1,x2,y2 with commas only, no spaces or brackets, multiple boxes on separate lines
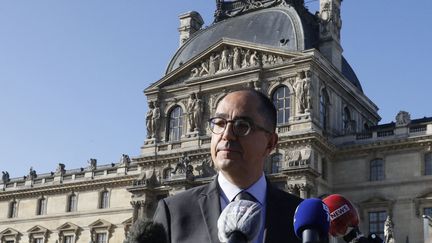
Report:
234,191,257,202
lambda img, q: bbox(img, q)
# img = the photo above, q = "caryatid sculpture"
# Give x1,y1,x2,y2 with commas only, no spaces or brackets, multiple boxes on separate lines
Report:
187,93,203,132
146,101,161,139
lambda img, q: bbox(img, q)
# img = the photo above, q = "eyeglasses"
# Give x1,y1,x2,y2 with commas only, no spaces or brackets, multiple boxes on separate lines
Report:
208,117,273,137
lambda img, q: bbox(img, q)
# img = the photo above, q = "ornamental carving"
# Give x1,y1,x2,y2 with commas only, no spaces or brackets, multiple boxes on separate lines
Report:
395,111,411,127
195,157,217,178
319,0,342,39
215,0,284,22
294,70,312,115
286,146,312,167
187,93,204,132
188,46,290,80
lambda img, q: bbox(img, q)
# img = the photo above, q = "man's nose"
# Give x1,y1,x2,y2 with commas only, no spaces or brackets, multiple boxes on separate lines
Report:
222,122,236,140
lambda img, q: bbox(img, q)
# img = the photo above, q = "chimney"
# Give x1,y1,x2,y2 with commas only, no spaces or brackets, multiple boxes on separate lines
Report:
178,11,204,47
318,0,343,71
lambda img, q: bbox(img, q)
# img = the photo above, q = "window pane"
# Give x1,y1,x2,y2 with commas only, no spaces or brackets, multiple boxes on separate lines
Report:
68,194,77,212
38,198,47,215
368,211,387,239
169,106,183,141
272,86,290,125
425,153,432,175
424,207,432,217
96,233,107,243
64,235,74,243
100,191,109,209
370,159,384,181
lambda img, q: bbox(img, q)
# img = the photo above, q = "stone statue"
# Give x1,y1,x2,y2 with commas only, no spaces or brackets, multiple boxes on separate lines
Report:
294,71,311,114
172,153,191,175
195,158,216,177
395,111,411,127
152,101,161,137
56,163,66,175
88,158,97,171
209,53,220,75
146,101,154,139
242,49,251,68
1,171,10,183
199,61,209,76
250,50,259,66
187,93,203,132
28,167,37,180
384,216,395,243
218,47,231,72
233,47,242,70
120,154,131,166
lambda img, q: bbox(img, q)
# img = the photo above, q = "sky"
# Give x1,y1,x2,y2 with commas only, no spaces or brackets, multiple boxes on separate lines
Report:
0,0,431,178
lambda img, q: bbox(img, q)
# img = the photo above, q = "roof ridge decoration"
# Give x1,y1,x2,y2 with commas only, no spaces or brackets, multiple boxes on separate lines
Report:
214,0,305,22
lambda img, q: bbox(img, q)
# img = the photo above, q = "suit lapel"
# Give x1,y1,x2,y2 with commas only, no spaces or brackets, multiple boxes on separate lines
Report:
264,184,277,243
198,179,221,243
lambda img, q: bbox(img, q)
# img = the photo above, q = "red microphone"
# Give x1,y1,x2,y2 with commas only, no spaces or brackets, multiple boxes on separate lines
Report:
322,194,360,237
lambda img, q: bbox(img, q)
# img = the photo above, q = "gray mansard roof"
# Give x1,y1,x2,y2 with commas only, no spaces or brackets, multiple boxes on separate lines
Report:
165,4,363,92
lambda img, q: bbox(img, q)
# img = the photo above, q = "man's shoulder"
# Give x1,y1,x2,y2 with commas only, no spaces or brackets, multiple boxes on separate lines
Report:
162,182,214,205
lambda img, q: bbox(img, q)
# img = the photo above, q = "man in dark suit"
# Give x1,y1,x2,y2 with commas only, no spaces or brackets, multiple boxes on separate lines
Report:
154,89,302,243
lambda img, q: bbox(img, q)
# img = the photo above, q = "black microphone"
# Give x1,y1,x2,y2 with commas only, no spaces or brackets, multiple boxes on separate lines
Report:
217,200,263,243
124,218,167,243
293,198,330,243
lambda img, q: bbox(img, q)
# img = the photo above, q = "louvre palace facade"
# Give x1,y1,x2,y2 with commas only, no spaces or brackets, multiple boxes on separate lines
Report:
1,0,431,242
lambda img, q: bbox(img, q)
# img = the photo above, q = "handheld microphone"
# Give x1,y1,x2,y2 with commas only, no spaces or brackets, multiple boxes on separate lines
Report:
217,200,263,243
322,194,360,237
293,198,330,243
125,218,167,243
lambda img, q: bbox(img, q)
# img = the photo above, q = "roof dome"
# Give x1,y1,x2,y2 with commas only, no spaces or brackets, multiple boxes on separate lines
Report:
166,6,318,73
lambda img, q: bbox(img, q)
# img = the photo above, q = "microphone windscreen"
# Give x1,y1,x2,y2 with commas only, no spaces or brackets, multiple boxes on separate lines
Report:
293,198,330,239
217,200,263,243
126,218,167,243
323,194,359,236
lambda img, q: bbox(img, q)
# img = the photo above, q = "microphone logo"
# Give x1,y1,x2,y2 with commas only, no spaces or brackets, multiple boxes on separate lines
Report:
323,203,331,222
329,204,350,221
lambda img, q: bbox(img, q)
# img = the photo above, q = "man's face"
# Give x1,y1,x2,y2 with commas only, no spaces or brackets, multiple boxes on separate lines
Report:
210,91,277,187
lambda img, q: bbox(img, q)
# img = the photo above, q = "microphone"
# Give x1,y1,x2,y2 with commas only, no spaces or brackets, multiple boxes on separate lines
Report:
217,199,263,243
293,198,330,243
124,218,167,243
322,194,360,238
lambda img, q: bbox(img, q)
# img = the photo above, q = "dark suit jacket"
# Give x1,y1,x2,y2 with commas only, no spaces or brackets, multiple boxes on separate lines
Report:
153,178,303,243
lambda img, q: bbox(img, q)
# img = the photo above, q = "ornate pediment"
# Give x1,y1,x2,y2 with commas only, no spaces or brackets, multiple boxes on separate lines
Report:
0,228,20,236
145,39,304,92
57,222,80,232
89,219,113,229
27,225,49,234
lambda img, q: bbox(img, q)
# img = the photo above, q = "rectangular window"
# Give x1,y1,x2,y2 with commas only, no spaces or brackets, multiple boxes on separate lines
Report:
8,201,18,218
37,198,47,215
5,240,15,243
100,191,109,209
67,194,77,212
370,159,384,181
63,235,74,243
368,211,387,239
425,153,432,175
424,207,432,217
34,238,44,243
96,233,107,243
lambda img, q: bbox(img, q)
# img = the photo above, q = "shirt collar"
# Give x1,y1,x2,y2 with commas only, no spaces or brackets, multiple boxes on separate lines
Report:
218,172,267,205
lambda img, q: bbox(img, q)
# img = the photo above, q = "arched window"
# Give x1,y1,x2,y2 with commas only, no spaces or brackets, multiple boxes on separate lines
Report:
370,158,384,181
168,106,183,141
272,86,291,125
319,89,328,130
271,153,283,173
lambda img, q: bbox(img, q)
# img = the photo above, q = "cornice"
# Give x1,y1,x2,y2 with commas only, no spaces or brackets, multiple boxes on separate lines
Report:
335,135,432,156
0,175,137,200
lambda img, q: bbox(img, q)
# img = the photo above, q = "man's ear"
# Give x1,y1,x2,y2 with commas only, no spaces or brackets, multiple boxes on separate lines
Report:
267,133,278,151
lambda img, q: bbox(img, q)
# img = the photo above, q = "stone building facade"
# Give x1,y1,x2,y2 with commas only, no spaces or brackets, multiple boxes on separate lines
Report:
1,0,432,242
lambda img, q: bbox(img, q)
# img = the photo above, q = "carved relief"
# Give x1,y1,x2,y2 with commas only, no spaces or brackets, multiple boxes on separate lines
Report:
195,157,217,178
215,0,284,21
286,146,312,167
188,46,290,80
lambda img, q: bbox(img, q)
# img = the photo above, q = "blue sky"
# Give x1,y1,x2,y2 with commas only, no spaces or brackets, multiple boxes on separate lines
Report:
0,1,431,178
